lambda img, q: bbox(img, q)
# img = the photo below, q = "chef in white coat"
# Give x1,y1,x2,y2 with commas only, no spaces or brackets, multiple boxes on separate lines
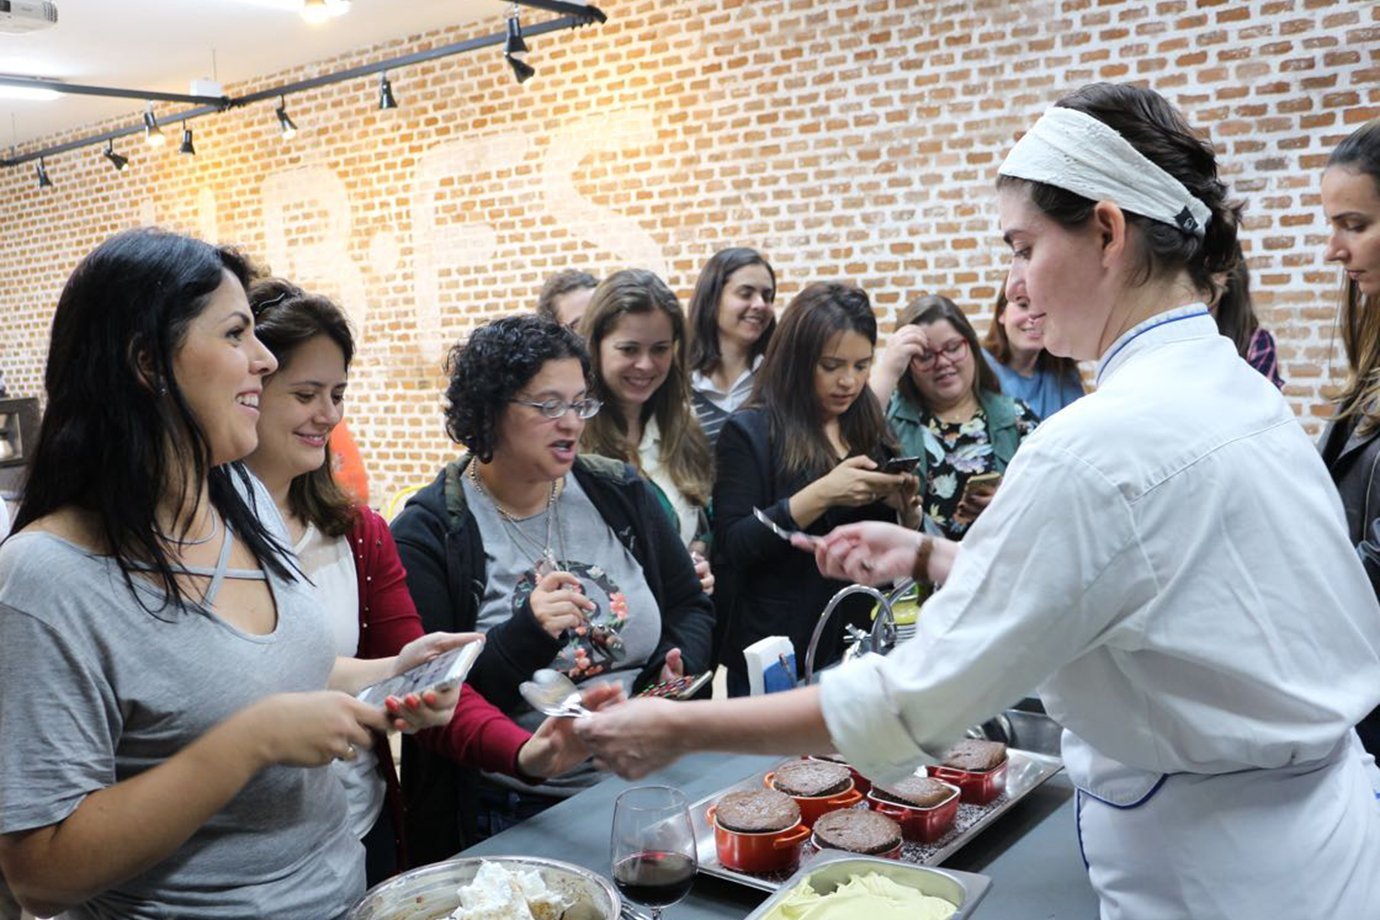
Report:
576,82,1380,920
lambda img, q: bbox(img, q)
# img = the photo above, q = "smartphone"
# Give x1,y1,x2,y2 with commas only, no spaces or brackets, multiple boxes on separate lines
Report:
960,471,1003,501
882,454,922,474
356,638,484,708
636,671,713,700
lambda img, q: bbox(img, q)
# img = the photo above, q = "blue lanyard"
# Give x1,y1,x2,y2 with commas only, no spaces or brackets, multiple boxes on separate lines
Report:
1096,308,1210,386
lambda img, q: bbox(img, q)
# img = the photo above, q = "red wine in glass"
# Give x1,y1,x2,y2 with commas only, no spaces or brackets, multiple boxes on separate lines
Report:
611,786,697,920
613,851,696,908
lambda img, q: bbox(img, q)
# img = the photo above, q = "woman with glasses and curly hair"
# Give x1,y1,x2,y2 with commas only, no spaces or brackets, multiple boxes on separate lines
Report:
870,294,1038,539
390,314,713,853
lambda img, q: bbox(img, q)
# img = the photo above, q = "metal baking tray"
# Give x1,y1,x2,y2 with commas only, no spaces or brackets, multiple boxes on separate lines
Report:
689,748,1063,892
743,851,990,920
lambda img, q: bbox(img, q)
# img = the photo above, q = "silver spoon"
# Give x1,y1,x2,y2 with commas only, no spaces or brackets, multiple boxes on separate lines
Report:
519,668,595,718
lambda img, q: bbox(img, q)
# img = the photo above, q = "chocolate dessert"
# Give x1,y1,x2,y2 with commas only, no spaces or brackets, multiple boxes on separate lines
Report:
811,809,902,855
871,775,955,808
714,789,801,833
771,760,852,797
940,739,1007,772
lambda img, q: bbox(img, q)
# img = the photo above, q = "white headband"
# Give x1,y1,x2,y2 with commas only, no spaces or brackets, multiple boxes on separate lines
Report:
998,106,1211,237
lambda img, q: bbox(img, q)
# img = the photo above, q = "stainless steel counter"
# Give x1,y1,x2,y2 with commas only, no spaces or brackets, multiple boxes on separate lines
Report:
460,751,1099,918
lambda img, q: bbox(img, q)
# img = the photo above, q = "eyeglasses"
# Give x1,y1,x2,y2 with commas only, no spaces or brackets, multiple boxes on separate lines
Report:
914,338,969,370
511,396,603,420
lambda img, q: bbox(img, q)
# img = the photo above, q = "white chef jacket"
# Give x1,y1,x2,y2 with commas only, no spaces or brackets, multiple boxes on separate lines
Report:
821,305,1380,915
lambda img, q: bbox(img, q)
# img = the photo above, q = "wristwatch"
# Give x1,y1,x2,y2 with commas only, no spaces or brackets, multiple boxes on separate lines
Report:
911,534,935,585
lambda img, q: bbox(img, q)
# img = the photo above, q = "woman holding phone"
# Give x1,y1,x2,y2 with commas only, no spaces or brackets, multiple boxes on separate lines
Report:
713,282,916,694
241,278,619,880
0,229,460,918
869,294,1037,538
576,84,1380,919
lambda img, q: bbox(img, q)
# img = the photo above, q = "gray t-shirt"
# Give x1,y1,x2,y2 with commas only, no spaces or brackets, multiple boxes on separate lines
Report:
464,472,662,796
0,517,362,917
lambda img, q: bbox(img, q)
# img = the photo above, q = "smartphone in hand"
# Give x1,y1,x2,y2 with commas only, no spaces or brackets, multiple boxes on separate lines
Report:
882,454,922,474
635,672,713,700
356,639,484,708
961,471,1003,500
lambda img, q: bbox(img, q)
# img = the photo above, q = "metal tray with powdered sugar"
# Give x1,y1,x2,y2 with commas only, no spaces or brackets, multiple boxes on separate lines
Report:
689,748,1063,892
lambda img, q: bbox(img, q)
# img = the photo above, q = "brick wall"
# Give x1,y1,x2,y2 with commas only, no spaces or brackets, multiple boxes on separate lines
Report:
3,0,1377,503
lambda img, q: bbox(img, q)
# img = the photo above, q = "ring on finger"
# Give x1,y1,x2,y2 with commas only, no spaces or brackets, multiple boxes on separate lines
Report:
338,743,358,762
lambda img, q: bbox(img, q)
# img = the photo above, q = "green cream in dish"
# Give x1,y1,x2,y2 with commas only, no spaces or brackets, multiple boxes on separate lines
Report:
764,872,956,920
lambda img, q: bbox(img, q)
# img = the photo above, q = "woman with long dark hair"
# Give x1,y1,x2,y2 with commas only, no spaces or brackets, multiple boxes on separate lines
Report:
713,282,916,694
577,84,1380,919
1318,119,1380,756
686,248,777,447
0,229,460,918
241,279,615,882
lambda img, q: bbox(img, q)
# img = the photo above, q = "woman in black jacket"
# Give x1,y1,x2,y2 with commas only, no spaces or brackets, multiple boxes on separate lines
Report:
391,315,713,860
1319,119,1380,755
714,283,917,696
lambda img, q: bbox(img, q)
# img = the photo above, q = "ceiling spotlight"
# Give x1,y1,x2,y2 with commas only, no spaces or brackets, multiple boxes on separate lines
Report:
275,96,298,140
143,103,165,147
504,8,529,57
301,0,348,24
103,139,129,171
506,53,535,84
179,121,196,155
35,157,52,189
378,72,397,110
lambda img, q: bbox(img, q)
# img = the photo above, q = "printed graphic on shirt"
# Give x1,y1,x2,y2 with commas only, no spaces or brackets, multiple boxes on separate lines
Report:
511,560,630,679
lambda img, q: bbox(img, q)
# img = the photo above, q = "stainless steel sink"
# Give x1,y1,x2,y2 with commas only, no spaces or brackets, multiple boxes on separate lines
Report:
970,697,1064,758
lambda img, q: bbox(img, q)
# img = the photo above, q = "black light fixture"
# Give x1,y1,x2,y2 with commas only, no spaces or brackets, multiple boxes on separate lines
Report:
274,95,298,140
142,102,165,147
179,121,196,155
504,8,529,56
378,71,397,110
35,157,51,188
506,54,536,84
103,139,129,171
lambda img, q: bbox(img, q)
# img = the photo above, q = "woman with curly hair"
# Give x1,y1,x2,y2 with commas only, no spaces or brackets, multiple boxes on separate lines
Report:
390,314,713,850
241,280,618,880
579,270,715,592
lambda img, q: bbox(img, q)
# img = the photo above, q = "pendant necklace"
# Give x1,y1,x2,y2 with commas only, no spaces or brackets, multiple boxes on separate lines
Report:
469,461,567,574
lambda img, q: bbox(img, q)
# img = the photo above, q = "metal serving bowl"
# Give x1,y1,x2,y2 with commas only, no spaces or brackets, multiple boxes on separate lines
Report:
347,855,622,920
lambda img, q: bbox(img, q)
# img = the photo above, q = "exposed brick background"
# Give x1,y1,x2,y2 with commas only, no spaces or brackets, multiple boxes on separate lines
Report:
3,0,1377,504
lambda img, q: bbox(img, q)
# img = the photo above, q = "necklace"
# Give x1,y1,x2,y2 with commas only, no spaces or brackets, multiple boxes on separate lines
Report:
158,508,222,547
468,461,567,573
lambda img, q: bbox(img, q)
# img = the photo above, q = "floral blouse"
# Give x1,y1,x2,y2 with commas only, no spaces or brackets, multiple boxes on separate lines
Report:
923,402,1039,539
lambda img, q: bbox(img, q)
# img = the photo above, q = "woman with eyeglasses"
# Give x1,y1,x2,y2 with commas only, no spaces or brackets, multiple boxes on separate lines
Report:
869,294,1037,539
390,314,713,853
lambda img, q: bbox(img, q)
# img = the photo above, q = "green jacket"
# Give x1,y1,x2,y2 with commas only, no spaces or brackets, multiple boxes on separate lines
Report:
886,388,1026,483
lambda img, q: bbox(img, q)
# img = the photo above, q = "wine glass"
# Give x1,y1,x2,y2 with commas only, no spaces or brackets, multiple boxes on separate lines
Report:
610,785,698,920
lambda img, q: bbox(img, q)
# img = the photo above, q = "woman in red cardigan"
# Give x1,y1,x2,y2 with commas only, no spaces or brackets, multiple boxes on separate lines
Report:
242,278,614,884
